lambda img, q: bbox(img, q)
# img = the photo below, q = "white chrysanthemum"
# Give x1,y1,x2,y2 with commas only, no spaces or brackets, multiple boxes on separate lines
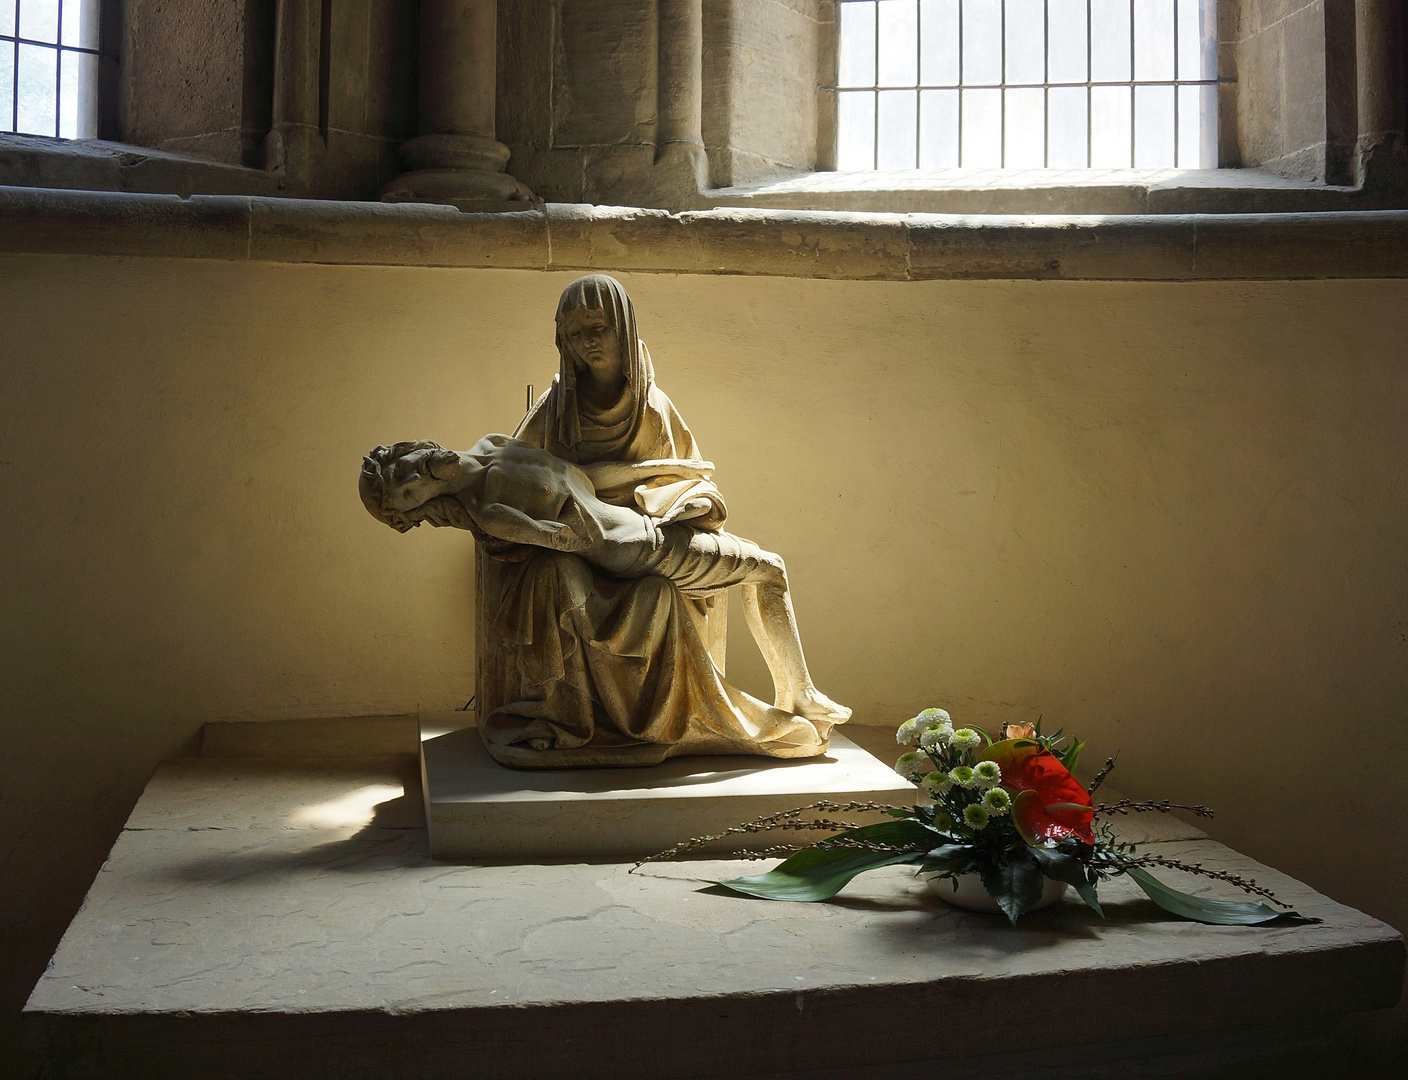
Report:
930,809,954,831
922,771,952,796
949,728,982,752
919,724,954,750
973,760,1002,788
963,804,991,829
948,765,976,789
896,707,951,744
982,787,1012,815
894,751,925,780
895,719,921,744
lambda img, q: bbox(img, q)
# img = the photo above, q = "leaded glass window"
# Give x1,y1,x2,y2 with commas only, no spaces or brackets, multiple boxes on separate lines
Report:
2,1,103,140
835,0,1219,170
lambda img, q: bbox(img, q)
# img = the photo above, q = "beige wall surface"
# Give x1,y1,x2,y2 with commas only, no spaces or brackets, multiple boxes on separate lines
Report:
1,256,1405,1037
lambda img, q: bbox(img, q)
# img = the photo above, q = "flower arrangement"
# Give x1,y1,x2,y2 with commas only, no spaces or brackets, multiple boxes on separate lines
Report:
637,708,1306,926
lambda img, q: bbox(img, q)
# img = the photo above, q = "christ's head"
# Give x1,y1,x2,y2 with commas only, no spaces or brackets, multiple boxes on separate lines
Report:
360,441,459,530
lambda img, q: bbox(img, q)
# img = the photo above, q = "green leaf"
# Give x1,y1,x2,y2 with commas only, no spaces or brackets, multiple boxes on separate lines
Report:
979,850,1046,925
713,819,936,902
1124,866,1298,925
715,848,920,902
1056,738,1084,774
1071,880,1103,917
920,843,975,876
1031,847,1103,917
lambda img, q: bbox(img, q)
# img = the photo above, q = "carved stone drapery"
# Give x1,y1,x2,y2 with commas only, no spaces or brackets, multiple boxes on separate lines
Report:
383,0,539,212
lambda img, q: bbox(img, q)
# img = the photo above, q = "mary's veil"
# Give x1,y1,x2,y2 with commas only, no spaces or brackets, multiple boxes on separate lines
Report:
544,274,652,463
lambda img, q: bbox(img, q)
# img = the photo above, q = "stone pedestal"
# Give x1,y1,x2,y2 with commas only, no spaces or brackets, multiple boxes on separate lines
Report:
382,0,539,212
419,711,915,860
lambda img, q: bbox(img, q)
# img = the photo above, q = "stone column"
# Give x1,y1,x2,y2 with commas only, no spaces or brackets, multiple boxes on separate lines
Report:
1354,0,1407,185
382,0,538,212
651,0,707,206
657,0,703,157
264,0,321,193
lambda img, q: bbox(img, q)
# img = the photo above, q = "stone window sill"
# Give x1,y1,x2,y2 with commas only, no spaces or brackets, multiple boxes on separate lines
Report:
703,167,1399,216
1,183,1405,282
5,133,1403,222
0,133,281,198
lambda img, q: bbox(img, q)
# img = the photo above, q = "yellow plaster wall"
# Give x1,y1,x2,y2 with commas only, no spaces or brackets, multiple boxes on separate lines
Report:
2,255,1405,1029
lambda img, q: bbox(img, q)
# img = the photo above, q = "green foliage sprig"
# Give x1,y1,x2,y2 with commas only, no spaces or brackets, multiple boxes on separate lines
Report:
640,707,1315,928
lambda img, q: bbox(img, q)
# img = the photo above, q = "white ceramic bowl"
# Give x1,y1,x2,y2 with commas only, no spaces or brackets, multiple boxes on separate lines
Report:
927,872,1069,913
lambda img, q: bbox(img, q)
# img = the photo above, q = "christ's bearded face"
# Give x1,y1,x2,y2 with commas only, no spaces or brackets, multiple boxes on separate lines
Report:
559,304,623,385
381,449,445,512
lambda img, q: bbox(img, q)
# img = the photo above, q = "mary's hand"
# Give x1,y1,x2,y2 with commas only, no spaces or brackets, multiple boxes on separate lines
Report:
557,500,603,551
546,522,586,552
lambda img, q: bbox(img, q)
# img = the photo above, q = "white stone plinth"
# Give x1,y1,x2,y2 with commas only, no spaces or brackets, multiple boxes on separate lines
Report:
419,711,915,860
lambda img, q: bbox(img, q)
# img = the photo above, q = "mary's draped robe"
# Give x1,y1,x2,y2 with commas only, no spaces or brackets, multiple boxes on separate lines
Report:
473,287,827,767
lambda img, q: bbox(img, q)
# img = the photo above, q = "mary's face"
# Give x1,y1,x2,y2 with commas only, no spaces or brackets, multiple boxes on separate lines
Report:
559,305,623,385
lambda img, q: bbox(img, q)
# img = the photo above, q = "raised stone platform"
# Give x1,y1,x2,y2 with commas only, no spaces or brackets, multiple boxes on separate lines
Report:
21,725,1405,1079
419,712,915,860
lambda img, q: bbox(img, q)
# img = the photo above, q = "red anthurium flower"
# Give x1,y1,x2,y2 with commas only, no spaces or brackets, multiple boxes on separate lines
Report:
977,739,1095,845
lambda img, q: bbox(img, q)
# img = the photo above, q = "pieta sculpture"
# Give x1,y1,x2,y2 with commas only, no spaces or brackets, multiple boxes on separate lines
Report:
360,274,849,767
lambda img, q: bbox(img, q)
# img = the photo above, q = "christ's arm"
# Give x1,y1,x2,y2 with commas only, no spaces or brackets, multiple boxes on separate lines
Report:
472,501,584,551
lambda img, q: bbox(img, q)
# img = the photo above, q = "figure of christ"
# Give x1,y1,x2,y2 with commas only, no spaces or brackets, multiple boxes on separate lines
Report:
360,435,851,734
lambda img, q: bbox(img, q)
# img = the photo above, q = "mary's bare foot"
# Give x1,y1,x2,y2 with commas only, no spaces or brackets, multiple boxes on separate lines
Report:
786,686,851,726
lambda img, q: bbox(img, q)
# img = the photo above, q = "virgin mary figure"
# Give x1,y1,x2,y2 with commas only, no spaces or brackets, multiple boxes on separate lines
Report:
474,274,848,767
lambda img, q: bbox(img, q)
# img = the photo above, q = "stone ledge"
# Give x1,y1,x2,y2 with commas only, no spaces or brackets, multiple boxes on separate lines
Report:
1,185,1407,281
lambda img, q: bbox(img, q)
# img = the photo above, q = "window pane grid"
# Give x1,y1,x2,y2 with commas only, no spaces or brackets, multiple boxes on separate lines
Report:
834,0,1218,170
3,1,104,140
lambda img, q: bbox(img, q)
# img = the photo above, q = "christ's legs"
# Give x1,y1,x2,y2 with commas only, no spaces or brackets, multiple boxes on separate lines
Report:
565,514,850,729
739,553,851,728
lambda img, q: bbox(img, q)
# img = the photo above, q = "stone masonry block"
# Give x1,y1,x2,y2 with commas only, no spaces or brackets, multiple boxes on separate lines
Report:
1281,5,1330,156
